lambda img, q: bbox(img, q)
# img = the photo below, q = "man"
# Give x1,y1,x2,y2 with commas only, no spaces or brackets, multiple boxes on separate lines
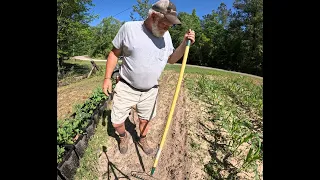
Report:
102,0,195,155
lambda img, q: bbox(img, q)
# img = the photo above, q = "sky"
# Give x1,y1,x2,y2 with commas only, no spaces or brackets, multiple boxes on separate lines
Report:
88,0,235,27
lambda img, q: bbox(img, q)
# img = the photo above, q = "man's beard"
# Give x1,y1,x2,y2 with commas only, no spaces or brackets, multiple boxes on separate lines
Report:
151,19,167,37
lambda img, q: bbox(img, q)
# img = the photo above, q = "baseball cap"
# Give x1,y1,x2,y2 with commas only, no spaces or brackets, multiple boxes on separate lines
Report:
151,1,181,25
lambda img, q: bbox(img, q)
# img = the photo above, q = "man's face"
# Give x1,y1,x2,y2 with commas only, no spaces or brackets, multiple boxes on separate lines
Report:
151,14,174,37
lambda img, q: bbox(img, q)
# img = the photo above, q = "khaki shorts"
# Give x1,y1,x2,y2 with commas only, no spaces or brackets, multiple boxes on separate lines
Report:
111,81,158,124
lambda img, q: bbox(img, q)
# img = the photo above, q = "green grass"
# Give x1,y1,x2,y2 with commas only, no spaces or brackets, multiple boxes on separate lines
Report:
190,140,201,151
74,116,109,180
58,60,107,86
65,59,107,66
64,59,122,67
164,64,261,79
166,64,228,75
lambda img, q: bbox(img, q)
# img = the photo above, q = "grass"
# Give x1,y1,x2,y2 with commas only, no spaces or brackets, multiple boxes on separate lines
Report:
58,59,124,87
65,59,107,66
58,59,106,86
164,64,262,79
165,64,230,76
190,140,201,151
74,116,109,180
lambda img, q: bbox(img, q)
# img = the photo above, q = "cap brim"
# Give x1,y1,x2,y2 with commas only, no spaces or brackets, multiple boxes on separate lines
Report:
165,14,181,25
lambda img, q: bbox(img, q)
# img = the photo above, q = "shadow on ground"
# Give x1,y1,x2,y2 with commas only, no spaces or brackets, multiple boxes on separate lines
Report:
103,109,148,176
199,121,240,179
101,146,131,180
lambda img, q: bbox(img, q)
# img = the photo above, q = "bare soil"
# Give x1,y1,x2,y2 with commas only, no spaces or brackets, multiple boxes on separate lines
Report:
97,71,211,180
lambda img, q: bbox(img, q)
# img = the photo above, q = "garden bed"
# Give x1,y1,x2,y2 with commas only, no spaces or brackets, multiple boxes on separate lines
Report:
57,87,108,180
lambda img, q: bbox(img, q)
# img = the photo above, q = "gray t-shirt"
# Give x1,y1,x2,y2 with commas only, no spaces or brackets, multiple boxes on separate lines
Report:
112,21,174,90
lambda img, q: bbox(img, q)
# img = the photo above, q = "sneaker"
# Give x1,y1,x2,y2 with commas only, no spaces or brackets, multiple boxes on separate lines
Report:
119,132,128,154
138,137,153,155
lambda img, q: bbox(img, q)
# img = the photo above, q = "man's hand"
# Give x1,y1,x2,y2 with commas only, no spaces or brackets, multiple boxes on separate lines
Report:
167,29,196,64
102,47,121,96
103,78,113,96
183,29,195,45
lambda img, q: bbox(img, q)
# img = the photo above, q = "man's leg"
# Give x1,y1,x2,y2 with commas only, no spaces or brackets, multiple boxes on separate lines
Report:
139,119,151,137
111,81,140,154
136,88,158,155
113,122,126,136
112,122,129,154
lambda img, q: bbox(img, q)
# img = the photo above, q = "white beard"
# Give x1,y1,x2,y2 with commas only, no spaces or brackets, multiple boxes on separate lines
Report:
151,19,166,37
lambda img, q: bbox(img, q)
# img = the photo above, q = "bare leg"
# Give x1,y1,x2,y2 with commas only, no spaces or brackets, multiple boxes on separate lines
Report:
139,119,150,137
113,122,126,135
113,122,128,154
138,118,153,154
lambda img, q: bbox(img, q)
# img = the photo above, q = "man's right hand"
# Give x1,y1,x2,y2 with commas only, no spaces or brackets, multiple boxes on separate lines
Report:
103,47,121,96
103,78,113,96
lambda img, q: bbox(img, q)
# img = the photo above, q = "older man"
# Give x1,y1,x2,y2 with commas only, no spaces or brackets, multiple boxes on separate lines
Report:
102,0,195,155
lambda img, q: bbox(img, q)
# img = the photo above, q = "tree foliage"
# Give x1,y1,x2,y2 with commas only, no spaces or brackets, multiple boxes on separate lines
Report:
57,0,96,66
130,0,153,21
58,0,263,76
89,17,123,59
127,0,263,76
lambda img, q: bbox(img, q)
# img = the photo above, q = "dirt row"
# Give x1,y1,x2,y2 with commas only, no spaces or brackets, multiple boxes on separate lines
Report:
97,72,210,180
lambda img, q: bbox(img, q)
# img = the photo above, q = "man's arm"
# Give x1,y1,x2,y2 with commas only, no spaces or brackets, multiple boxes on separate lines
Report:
102,47,121,95
168,29,195,64
103,22,127,95
167,41,187,64
104,47,122,79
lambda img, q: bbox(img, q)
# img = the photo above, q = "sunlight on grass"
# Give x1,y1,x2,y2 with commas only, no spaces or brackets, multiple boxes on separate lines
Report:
74,117,109,180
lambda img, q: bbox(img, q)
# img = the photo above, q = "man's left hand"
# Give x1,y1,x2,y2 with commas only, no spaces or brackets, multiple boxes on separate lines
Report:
183,29,195,45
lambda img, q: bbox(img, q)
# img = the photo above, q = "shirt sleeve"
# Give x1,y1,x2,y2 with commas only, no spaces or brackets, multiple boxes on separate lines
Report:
167,32,175,55
112,23,127,50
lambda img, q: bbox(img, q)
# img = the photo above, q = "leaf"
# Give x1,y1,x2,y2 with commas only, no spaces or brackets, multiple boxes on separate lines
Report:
241,133,253,144
245,147,253,163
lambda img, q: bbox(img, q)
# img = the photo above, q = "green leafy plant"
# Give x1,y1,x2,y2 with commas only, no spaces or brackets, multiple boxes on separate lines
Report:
57,145,65,164
188,75,263,179
57,87,108,164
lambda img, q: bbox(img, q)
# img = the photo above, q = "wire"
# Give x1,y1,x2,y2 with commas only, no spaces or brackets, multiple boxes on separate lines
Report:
98,0,158,18
112,7,132,17
96,0,118,15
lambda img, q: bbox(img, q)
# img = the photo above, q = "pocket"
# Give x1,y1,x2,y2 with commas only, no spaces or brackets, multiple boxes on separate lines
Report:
157,48,167,61
113,81,122,93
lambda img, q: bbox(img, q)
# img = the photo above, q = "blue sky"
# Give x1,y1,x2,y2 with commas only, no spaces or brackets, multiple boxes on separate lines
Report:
88,0,235,26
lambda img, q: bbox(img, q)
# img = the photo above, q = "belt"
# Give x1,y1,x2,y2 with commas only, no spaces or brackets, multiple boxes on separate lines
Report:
119,77,159,92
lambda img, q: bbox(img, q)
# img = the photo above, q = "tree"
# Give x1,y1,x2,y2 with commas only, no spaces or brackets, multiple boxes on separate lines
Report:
169,9,202,65
123,0,264,76
217,3,232,29
130,0,153,21
201,9,223,67
230,0,263,75
89,17,123,59
57,0,96,67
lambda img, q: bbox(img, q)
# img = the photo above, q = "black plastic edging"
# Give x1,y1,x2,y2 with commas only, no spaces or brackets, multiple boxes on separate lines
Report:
57,168,66,180
58,149,80,180
74,134,88,158
85,120,95,139
90,99,107,125
57,97,108,180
